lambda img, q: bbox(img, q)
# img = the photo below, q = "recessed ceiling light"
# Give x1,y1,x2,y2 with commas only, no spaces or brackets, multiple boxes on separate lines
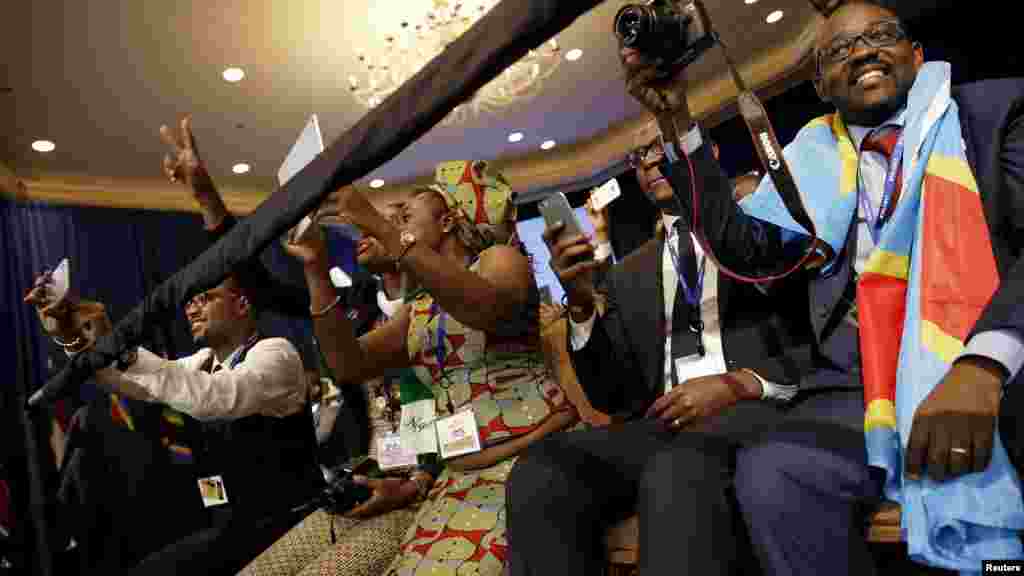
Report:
232,163,251,174
745,0,758,4
508,132,524,143
565,48,583,61
222,67,245,83
369,179,385,188
540,140,556,150
31,140,56,153
766,10,783,23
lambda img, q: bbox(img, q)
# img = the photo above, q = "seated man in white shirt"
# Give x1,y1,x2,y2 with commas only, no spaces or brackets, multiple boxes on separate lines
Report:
26,270,322,576
506,134,822,576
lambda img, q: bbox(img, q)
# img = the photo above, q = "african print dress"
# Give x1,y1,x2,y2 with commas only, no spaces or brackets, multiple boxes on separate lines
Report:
383,262,570,576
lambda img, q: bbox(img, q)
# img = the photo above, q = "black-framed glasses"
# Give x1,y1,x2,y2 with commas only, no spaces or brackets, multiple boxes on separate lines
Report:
627,142,666,169
184,288,236,312
816,19,908,72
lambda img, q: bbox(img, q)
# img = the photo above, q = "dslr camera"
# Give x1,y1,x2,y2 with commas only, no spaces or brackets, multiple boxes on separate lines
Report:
614,0,716,77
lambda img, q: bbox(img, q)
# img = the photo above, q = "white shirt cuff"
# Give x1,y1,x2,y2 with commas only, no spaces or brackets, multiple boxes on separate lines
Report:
594,241,613,263
744,369,798,402
568,309,598,351
958,329,1024,383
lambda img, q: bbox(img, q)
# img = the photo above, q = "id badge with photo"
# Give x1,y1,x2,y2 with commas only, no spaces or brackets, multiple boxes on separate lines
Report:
197,475,229,508
399,399,439,455
378,432,418,471
435,409,482,460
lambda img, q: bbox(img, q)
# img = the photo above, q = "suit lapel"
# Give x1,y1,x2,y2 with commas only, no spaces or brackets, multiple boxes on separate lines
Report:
613,238,667,402
653,237,667,394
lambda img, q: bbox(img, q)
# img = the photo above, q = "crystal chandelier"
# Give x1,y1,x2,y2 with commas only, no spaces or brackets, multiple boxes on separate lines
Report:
347,0,562,125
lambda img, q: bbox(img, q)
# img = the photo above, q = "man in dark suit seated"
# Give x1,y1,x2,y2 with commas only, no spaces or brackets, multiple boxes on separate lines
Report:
584,0,1022,572
506,120,826,575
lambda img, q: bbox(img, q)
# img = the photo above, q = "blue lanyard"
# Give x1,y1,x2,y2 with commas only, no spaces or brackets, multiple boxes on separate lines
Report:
429,302,448,373
222,333,260,370
664,230,707,309
858,130,905,245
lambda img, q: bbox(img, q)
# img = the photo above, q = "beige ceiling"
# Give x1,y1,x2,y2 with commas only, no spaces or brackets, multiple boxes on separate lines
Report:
2,0,820,208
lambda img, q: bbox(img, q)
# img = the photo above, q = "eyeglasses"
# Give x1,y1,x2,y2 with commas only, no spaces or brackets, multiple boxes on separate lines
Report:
627,142,666,169
816,20,908,71
184,288,236,312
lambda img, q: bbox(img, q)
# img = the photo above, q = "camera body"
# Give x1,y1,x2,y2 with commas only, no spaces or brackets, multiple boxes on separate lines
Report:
614,0,715,77
320,464,373,514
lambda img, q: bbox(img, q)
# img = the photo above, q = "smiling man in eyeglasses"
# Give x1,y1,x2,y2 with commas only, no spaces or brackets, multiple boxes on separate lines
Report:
26,267,324,575
606,0,1024,572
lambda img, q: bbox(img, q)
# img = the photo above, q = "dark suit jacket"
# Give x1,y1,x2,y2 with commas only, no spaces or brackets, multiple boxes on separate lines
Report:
667,78,1024,392
569,232,816,418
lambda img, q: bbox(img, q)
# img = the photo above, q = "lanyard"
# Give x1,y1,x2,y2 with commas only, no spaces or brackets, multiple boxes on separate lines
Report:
218,332,260,371
428,301,458,414
430,301,448,374
664,229,707,309
858,130,905,245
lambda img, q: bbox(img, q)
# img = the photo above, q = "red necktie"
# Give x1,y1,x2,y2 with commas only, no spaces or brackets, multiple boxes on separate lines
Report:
861,126,904,221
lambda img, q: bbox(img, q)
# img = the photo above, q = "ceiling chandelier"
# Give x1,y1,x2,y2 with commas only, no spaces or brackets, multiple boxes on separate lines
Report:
347,0,562,125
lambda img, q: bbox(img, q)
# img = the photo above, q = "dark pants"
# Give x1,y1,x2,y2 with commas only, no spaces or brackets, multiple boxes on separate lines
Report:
123,505,307,576
506,389,881,576
1001,382,1024,479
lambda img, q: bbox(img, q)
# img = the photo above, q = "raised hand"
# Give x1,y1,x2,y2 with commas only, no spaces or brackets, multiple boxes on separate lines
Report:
160,116,208,191
24,272,111,351
584,194,610,244
283,218,329,267
314,185,391,240
621,47,691,118
160,116,228,228
541,223,601,321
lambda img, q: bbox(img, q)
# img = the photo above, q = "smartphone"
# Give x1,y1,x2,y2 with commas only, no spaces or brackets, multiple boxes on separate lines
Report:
539,285,553,305
538,192,592,265
538,192,585,242
590,178,621,212
42,259,71,333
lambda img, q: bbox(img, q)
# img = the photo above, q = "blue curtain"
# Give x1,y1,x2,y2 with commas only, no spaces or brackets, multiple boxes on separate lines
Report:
0,198,354,574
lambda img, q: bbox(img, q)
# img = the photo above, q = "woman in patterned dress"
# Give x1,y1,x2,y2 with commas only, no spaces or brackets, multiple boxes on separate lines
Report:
278,160,580,576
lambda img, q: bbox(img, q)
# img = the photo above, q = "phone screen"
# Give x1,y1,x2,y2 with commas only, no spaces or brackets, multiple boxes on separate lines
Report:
539,285,553,305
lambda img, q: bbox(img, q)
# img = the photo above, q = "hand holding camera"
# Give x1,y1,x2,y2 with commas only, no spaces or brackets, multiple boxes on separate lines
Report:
616,0,714,120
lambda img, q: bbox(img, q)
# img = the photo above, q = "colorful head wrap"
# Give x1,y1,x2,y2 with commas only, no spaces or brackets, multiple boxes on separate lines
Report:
428,160,518,254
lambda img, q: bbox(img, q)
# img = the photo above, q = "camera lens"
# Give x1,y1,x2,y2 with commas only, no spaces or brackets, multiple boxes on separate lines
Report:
614,5,650,47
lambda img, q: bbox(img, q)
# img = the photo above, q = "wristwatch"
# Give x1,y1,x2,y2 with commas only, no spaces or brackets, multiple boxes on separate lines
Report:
395,230,417,264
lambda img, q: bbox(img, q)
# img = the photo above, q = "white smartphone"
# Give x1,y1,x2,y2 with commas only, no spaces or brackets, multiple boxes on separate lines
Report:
329,266,352,288
278,115,324,187
43,258,70,332
590,178,621,212
282,115,327,245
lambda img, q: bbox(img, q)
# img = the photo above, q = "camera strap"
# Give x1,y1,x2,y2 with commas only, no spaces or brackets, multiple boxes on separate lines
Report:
687,34,825,283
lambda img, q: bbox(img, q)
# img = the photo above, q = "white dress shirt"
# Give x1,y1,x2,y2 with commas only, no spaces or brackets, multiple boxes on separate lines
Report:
93,337,306,422
570,214,796,400
848,114,1024,382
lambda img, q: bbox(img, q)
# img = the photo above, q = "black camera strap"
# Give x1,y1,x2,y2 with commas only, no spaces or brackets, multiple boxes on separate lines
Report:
687,33,825,284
